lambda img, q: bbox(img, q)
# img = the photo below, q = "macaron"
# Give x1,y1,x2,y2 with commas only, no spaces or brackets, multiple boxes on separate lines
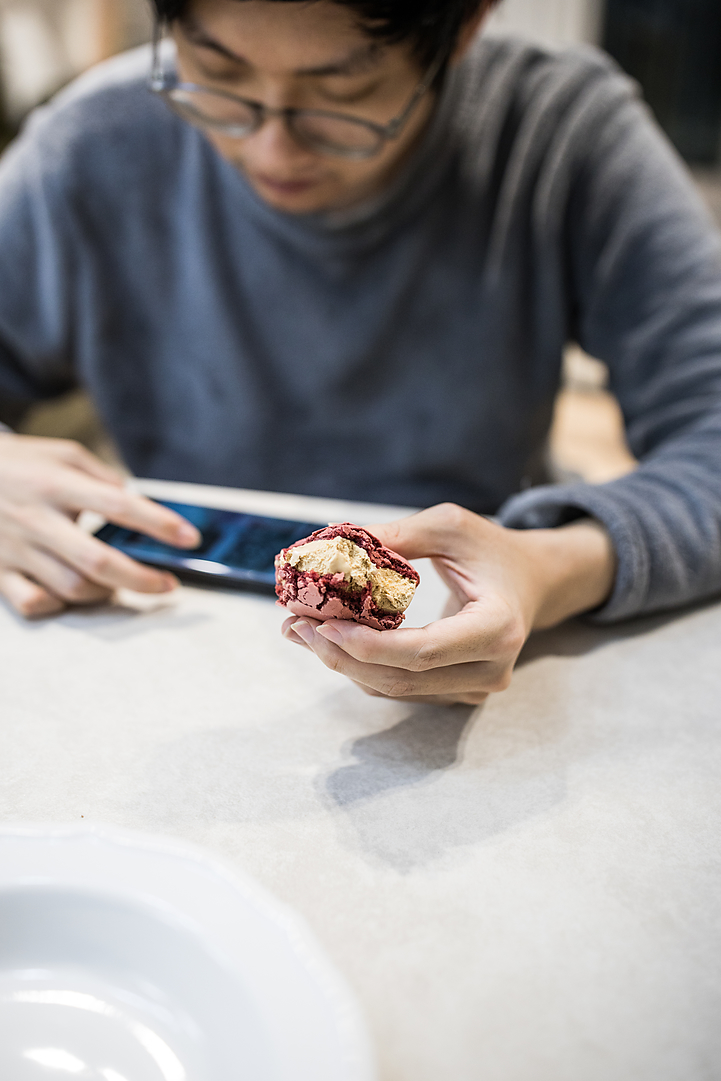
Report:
275,523,420,631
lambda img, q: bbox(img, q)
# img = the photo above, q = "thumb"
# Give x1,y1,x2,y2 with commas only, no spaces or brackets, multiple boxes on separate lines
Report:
367,503,480,562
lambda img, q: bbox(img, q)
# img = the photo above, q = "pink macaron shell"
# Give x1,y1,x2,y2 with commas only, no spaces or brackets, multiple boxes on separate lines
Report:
274,523,416,632
286,600,403,632
294,581,403,630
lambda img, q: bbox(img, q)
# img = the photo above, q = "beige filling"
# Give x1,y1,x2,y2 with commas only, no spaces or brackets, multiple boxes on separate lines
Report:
284,537,417,613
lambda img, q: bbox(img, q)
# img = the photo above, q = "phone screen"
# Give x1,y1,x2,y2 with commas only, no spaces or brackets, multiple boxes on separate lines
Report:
94,500,322,592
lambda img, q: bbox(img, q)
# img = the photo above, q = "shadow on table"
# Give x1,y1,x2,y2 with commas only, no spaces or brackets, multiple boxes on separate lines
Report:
56,603,211,641
321,699,566,873
319,598,721,871
517,597,720,666
0,592,211,640
325,705,475,808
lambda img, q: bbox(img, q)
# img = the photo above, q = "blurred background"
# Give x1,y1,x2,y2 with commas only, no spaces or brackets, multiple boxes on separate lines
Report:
0,0,719,483
0,0,151,140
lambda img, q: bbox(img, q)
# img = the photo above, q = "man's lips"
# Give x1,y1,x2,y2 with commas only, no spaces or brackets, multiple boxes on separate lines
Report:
252,173,323,195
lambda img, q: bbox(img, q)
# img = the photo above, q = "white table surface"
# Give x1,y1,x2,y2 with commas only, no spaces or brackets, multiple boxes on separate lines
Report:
2,479,720,1081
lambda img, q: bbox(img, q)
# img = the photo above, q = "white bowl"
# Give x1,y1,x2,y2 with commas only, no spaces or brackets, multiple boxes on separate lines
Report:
0,824,376,1081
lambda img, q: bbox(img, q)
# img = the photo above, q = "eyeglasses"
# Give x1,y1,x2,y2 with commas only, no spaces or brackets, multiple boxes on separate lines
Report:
149,23,444,161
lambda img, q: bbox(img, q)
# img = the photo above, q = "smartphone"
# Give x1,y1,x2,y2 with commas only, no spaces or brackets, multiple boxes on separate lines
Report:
94,500,322,593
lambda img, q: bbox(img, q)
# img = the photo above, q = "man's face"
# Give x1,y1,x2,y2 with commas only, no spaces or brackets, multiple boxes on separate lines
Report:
175,0,437,214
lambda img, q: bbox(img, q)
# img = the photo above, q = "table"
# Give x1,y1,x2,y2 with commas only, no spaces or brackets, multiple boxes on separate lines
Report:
2,479,720,1081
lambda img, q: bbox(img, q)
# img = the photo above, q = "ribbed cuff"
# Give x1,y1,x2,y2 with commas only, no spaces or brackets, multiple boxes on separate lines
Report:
498,481,650,623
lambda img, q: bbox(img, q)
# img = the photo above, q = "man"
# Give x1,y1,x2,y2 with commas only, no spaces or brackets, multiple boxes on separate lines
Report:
0,0,720,705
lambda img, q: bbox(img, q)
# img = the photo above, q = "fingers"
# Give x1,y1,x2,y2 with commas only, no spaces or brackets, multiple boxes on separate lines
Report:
314,601,525,671
26,508,179,594
281,613,315,651
0,568,65,619
281,609,498,702
0,436,197,604
277,503,529,702
0,434,200,548
353,680,488,706
95,487,201,548
46,478,200,549
20,547,112,606
289,618,511,697
44,439,125,486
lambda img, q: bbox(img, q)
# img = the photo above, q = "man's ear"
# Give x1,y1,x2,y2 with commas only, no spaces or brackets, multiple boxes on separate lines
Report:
450,4,492,64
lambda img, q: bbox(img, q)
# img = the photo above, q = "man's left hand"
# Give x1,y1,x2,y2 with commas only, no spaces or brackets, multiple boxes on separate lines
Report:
281,503,616,706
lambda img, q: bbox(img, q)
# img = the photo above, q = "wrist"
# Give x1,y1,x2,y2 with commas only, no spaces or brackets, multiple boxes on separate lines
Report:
514,519,617,630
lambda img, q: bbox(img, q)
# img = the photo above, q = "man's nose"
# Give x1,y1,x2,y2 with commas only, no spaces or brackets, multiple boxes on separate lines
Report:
243,114,316,168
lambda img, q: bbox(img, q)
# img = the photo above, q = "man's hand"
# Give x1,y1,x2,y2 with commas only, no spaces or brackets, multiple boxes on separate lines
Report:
281,503,616,705
0,433,201,618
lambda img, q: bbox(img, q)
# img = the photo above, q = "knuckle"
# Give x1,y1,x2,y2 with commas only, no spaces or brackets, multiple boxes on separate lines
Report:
434,502,471,534
361,686,387,699
484,606,526,662
36,477,64,502
10,505,44,537
501,626,526,660
62,439,86,461
62,577,95,603
461,692,488,706
486,666,514,693
101,490,131,519
503,618,527,658
84,548,114,579
326,652,346,674
409,642,441,672
17,591,56,619
378,520,403,548
383,677,414,699
47,438,81,466
16,595,38,618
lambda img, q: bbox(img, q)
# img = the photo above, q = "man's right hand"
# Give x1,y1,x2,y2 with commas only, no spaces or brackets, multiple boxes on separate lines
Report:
0,433,201,619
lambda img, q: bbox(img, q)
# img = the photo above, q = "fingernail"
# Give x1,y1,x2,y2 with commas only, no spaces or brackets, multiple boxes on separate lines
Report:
317,623,343,645
161,575,179,592
177,524,200,546
292,620,314,645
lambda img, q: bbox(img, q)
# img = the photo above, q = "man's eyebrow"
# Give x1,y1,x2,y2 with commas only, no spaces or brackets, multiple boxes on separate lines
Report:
296,44,382,77
180,14,246,62
179,15,381,76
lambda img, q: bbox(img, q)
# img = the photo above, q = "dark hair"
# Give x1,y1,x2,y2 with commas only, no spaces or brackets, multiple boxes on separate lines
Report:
150,0,498,66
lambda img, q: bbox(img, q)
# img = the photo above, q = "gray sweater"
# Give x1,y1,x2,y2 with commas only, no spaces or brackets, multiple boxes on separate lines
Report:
1,38,721,622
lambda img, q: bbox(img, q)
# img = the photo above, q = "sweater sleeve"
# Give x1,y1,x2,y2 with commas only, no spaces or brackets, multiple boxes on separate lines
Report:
0,112,78,410
499,68,721,622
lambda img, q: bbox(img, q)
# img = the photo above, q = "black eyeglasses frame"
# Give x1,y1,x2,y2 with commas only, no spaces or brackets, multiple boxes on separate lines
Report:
149,20,445,160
